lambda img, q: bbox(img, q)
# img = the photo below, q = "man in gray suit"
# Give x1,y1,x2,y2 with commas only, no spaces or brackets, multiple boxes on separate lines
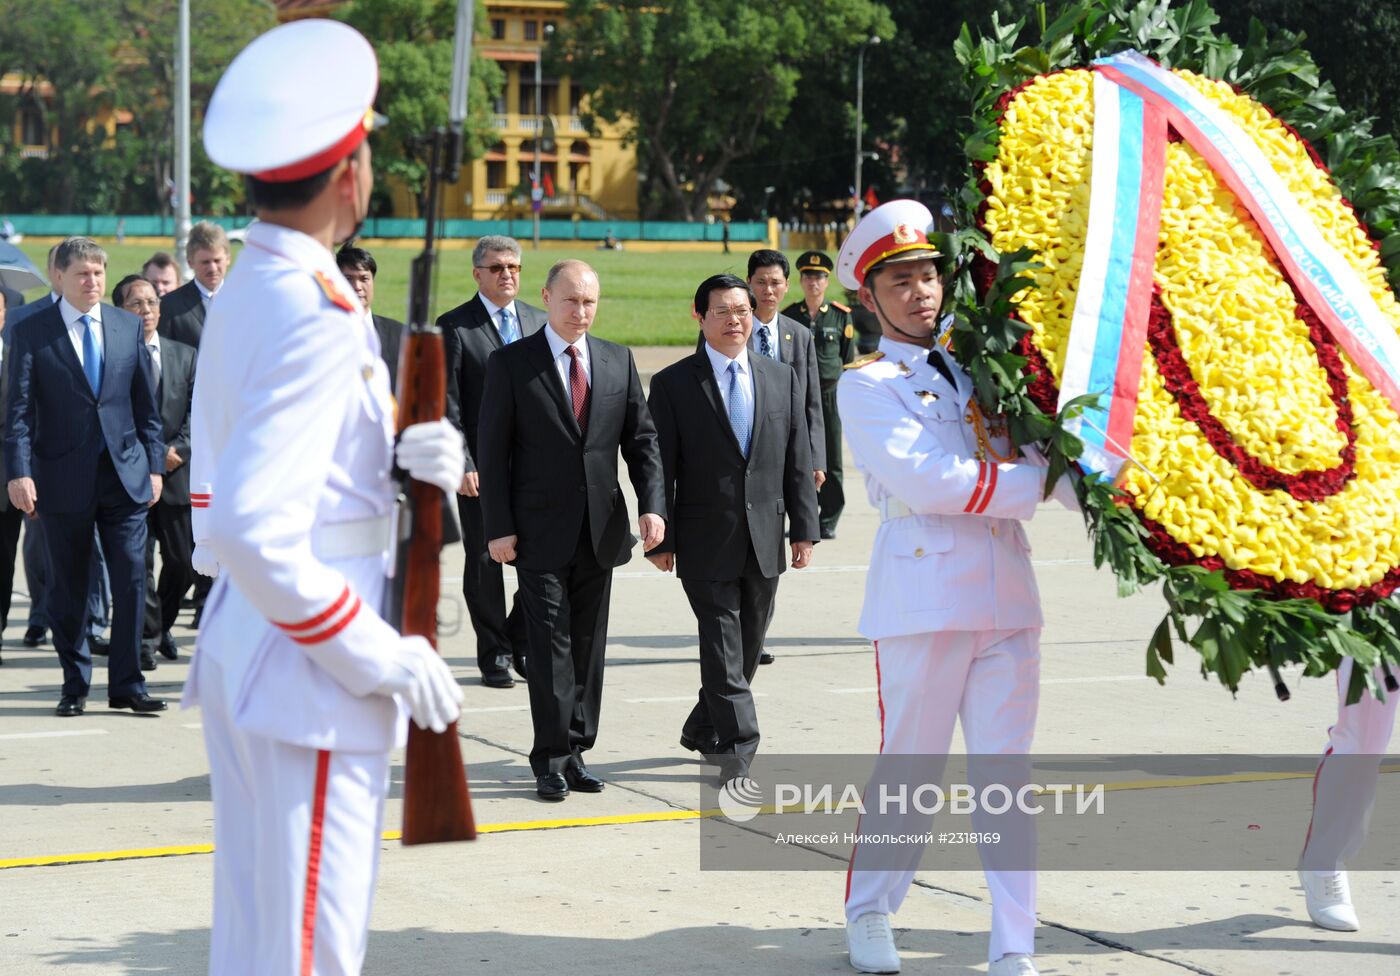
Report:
647,273,819,783
439,235,549,688
745,248,825,664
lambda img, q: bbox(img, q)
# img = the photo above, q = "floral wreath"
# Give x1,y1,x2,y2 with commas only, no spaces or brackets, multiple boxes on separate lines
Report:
948,0,1400,702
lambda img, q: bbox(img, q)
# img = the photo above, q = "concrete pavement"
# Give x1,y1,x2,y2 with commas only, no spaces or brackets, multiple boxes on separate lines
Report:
1,428,1396,974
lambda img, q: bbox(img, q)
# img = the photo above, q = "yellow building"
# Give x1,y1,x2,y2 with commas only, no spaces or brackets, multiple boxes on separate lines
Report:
278,0,638,221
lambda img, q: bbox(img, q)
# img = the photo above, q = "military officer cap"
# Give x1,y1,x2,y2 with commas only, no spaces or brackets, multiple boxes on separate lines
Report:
836,199,942,290
796,250,835,276
204,20,386,182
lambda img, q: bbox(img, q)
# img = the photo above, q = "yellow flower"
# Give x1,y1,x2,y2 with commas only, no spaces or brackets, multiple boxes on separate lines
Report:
983,68,1400,594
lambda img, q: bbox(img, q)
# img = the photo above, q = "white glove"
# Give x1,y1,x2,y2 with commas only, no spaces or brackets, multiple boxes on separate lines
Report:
374,635,463,733
396,418,466,495
1049,471,1081,512
191,543,220,578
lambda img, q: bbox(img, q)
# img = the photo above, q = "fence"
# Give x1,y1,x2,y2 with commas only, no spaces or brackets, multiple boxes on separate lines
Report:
1,214,771,243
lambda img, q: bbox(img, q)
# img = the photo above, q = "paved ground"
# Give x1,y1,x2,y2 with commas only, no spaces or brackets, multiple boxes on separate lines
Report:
1,377,1397,974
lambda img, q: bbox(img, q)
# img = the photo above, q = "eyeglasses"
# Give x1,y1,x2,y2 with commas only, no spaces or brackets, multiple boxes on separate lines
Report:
477,263,521,276
122,300,160,312
707,305,751,319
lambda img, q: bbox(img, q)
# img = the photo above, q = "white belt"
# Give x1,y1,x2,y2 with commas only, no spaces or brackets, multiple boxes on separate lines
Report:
879,497,913,522
310,515,393,561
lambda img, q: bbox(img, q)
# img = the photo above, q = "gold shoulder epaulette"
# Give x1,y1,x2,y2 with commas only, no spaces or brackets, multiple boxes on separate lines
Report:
313,270,356,313
844,351,885,370
831,301,851,313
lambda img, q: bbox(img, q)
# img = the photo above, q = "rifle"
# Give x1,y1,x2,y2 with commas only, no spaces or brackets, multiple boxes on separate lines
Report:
390,0,477,847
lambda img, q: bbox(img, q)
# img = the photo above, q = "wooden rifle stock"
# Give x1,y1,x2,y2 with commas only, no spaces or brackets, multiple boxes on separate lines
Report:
395,322,477,845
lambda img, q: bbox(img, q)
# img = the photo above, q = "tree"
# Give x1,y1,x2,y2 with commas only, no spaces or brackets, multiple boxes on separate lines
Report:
338,0,503,216
554,0,892,221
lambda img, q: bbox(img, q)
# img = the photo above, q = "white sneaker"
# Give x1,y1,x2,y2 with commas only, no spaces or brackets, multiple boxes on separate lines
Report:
988,953,1039,976
846,912,900,974
1299,869,1360,931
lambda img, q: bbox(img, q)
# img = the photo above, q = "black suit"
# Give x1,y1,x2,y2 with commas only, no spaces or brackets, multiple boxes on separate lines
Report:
478,327,665,775
141,336,196,642
0,329,24,635
157,279,206,349
372,313,403,384
438,294,548,675
648,349,818,773
5,302,163,700
749,314,826,472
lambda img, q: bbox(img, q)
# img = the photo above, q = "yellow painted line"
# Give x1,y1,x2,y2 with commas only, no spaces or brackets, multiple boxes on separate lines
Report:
0,808,719,871
5,765,1395,872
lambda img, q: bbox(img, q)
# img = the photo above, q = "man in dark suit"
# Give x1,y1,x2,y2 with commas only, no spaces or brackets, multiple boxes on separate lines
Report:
439,235,548,688
115,275,196,667
0,287,25,661
478,259,666,800
648,274,819,783
336,243,402,380
5,238,167,717
746,248,825,664
158,220,229,349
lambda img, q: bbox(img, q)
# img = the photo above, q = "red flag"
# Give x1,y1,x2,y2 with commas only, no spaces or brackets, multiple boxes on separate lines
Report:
863,186,879,211
543,172,555,198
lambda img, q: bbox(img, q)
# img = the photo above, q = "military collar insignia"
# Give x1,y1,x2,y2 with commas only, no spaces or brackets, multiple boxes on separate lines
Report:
313,270,356,313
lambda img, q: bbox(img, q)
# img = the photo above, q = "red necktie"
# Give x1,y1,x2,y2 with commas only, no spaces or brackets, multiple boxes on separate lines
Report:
566,344,589,433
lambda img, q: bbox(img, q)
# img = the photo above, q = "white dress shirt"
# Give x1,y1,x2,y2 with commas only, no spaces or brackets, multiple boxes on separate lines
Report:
196,280,220,313
545,324,591,394
59,298,104,366
752,315,781,363
704,341,754,433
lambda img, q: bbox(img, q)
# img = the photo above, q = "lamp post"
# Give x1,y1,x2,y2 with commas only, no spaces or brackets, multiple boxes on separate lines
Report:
532,22,555,250
853,35,880,219
174,0,191,279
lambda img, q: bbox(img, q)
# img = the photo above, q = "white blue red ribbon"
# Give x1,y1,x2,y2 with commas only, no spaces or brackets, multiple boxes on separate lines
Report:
1057,69,1167,477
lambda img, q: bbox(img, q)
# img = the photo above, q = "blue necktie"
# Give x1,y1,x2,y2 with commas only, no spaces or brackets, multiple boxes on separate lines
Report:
497,307,520,344
727,360,751,457
756,324,773,360
80,314,102,395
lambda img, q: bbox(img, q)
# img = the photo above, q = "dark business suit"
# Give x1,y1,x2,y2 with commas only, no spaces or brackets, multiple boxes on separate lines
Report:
439,294,548,676
4,302,164,699
648,349,818,773
478,327,665,775
142,336,196,643
372,313,404,385
750,313,826,473
0,329,24,636
157,279,206,349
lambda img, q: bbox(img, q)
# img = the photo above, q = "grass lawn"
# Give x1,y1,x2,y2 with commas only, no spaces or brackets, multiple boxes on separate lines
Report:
13,239,811,347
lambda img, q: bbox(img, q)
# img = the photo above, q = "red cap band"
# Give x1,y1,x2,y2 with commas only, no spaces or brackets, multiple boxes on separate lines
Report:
252,110,373,183
855,228,939,284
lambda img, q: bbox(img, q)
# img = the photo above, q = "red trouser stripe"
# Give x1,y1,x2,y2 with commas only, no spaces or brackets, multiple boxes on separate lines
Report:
300,750,331,976
846,641,887,907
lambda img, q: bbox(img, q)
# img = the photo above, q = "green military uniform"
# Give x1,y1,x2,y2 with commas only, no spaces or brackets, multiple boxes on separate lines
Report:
784,250,855,537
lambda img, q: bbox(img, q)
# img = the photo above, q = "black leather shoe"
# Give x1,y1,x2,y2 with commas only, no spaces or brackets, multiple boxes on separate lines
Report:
158,632,179,661
139,648,157,671
108,693,167,713
820,526,837,540
191,605,204,629
481,669,515,689
90,636,110,657
758,650,776,665
56,695,85,717
512,650,527,679
679,732,720,755
564,762,605,793
23,625,46,647
536,772,569,801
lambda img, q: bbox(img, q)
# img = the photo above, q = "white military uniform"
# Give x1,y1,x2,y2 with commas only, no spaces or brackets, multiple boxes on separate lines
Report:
837,335,1052,963
183,220,404,976
1302,659,1397,867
